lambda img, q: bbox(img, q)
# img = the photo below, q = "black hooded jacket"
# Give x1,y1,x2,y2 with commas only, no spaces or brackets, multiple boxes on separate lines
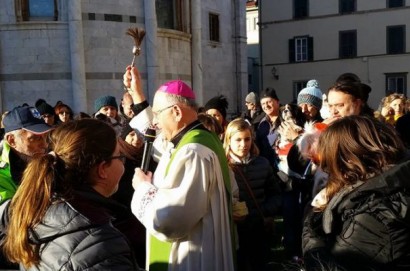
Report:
303,159,410,271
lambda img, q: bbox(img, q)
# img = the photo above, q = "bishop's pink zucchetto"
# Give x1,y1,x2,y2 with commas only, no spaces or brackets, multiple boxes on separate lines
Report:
157,80,195,99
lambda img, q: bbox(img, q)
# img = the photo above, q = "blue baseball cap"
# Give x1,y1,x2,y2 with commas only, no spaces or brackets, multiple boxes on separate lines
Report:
3,106,53,134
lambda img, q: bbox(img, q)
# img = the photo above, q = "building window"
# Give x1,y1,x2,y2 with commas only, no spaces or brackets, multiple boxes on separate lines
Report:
289,36,313,62
209,13,220,42
388,0,404,8
387,25,405,54
296,38,308,61
293,81,308,100
247,17,258,31
253,17,258,30
339,30,357,58
104,14,123,22
294,0,308,19
17,0,58,21
386,73,407,94
339,0,356,14
156,0,187,32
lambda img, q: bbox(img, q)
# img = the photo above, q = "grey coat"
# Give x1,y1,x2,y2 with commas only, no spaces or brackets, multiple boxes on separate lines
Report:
1,189,141,271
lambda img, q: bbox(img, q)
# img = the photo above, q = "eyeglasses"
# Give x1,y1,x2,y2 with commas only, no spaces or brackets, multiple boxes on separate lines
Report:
59,111,70,115
152,104,175,117
108,155,126,164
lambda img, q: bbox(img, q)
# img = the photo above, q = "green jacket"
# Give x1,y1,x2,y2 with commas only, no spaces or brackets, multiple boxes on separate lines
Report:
0,142,17,205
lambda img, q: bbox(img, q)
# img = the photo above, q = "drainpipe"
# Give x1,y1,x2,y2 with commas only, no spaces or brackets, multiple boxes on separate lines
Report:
233,0,240,116
258,0,263,90
191,0,203,105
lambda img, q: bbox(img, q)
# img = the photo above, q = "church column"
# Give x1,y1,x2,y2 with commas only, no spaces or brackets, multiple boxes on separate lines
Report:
67,0,87,112
143,0,158,102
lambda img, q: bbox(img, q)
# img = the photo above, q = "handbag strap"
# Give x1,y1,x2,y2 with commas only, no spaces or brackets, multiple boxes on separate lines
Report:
233,166,265,219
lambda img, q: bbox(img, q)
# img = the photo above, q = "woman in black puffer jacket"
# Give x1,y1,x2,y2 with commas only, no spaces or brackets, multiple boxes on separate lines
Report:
1,119,142,270
223,118,282,271
303,116,410,271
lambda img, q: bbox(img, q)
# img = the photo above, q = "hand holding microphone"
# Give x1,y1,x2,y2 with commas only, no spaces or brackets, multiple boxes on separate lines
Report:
133,128,156,190
141,127,156,173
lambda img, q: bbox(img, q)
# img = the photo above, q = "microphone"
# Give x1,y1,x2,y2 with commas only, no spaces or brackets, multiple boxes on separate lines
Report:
141,128,156,173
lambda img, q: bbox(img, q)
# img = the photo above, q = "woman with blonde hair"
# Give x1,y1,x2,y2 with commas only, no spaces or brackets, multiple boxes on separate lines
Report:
303,115,410,271
223,118,281,271
1,119,141,270
378,93,406,125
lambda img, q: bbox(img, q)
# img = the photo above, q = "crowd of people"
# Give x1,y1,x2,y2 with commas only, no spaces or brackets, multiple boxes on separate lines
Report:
0,67,409,271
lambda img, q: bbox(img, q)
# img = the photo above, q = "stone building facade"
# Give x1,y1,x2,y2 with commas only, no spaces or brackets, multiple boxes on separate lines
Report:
260,0,410,108
0,0,247,116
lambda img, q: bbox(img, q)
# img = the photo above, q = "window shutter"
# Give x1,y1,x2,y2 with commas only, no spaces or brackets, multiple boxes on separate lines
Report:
308,37,314,61
289,38,295,63
22,0,29,21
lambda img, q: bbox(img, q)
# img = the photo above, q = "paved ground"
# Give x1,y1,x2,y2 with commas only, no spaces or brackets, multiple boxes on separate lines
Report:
266,217,305,271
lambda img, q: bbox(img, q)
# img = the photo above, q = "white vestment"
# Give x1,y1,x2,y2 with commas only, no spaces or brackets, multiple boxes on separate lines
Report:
130,108,234,271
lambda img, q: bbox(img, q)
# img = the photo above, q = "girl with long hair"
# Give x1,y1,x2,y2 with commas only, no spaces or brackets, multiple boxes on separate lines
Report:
303,116,410,271
223,118,281,271
1,119,141,270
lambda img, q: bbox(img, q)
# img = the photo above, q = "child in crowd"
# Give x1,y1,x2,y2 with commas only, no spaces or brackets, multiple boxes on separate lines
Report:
223,118,281,271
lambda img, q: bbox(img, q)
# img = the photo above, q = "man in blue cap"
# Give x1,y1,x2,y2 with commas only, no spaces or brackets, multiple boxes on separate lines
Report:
0,105,52,205
0,105,52,268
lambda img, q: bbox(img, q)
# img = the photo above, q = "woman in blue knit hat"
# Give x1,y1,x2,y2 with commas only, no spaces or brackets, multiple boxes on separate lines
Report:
94,95,126,136
94,95,119,119
297,79,323,123
279,79,323,262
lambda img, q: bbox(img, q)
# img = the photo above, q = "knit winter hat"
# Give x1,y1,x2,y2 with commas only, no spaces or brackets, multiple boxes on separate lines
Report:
297,80,323,109
35,100,55,116
245,92,258,104
94,95,118,112
204,95,229,119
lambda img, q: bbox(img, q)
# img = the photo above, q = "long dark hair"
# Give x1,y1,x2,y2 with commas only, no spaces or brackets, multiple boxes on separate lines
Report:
3,119,116,268
318,116,406,207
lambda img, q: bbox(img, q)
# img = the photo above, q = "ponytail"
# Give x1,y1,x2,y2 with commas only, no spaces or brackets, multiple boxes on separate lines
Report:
3,119,117,268
3,153,57,268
